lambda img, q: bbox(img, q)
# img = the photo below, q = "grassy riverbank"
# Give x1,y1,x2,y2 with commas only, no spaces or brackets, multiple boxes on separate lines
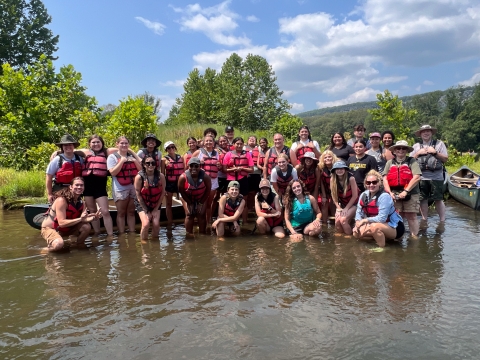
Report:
0,168,46,209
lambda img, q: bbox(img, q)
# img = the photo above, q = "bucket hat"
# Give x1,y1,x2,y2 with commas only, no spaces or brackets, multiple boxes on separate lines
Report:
331,161,349,171
414,125,437,137
301,151,319,163
55,134,80,148
141,133,162,148
389,140,414,153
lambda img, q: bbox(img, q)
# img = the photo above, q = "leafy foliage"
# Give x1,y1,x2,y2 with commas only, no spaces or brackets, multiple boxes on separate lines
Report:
271,113,303,146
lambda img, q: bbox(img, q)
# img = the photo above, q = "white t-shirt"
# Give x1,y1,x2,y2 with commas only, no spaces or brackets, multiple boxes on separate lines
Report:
270,167,298,183
107,154,135,191
290,140,320,152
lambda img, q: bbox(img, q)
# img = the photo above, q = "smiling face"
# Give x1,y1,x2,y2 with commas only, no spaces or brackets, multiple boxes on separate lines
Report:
420,130,433,142
324,154,333,165
354,142,366,155
394,146,408,159
227,185,239,198
273,134,284,148
382,133,393,146
204,136,214,150
248,136,256,148
335,168,346,177
70,179,85,195
369,136,380,149
259,138,268,150
145,138,157,150
89,137,103,152
144,156,156,172
303,157,314,168
277,157,288,171
62,143,75,155
365,175,380,194
333,134,343,146
299,128,309,140
291,181,303,197
188,139,197,151
116,137,129,152
189,162,199,175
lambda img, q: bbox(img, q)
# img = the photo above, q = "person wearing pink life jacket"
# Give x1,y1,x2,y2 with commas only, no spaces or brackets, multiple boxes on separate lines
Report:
213,181,246,238
46,134,84,204
137,133,162,171
353,170,405,247
289,125,321,166
184,137,199,166
255,179,285,238
162,140,186,224
382,140,422,238
41,177,102,252
134,155,166,241
107,136,142,233
178,157,212,235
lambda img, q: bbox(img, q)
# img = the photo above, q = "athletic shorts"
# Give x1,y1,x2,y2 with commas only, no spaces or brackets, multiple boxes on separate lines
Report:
165,181,179,195
41,224,83,246
395,221,405,239
394,193,420,213
83,175,108,199
248,174,261,193
419,180,445,201
113,187,136,202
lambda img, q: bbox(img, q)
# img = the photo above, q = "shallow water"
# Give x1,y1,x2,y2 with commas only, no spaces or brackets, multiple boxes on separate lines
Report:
1,200,480,359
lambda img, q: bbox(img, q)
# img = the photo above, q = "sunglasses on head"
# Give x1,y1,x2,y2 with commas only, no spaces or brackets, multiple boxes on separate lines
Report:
365,180,379,185
189,164,199,168
145,161,156,166
166,146,175,150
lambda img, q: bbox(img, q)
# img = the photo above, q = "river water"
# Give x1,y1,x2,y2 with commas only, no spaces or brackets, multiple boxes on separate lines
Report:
1,200,480,359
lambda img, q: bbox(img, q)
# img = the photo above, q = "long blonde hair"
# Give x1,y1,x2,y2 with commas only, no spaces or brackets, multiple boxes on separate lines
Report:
319,150,338,171
330,168,349,205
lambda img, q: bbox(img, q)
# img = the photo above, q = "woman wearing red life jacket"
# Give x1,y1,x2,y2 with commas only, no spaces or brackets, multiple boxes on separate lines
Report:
271,153,298,198
295,151,320,200
330,161,359,235
212,181,246,238
134,155,166,241
353,170,405,247
178,157,212,235
223,137,254,224
318,150,338,222
382,140,422,238
290,125,321,166
162,140,186,224
107,136,142,233
41,177,101,252
216,135,230,195
192,134,221,225
255,179,285,238
244,135,262,219
256,137,270,176
183,137,198,167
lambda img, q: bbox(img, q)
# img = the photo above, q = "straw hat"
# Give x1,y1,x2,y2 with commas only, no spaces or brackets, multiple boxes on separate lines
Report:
389,140,414,153
414,125,437,137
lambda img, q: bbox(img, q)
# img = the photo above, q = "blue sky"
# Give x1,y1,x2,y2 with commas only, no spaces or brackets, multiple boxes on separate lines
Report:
43,0,480,119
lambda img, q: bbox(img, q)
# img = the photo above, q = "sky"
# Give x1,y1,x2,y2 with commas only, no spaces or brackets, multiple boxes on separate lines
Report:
42,0,480,119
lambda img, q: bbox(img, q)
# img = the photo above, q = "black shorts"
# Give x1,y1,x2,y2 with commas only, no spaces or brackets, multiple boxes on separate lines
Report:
248,174,261,193
134,198,154,214
395,221,405,239
238,176,249,196
289,222,309,234
218,177,228,195
83,175,108,199
165,181,179,194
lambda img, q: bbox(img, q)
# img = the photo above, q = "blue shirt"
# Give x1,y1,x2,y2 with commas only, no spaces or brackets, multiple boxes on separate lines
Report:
355,190,403,228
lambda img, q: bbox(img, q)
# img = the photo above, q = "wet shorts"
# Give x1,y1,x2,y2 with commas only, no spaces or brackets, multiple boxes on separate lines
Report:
419,180,445,201
395,220,405,239
83,175,108,199
134,198,154,214
394,193,420,213
165,181,179,195
113,187,136,202
41,224,83,246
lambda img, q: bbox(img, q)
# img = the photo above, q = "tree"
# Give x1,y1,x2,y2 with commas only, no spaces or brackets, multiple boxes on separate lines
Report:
0,0,59,74
271,113,303,145
368,90,417,141
140,92,161,121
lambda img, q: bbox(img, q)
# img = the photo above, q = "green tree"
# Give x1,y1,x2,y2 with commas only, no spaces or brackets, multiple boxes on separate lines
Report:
0,0,59,74
271,113,303,145
368,90,417,141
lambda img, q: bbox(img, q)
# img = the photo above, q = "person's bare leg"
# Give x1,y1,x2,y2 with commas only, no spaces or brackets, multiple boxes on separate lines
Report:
84,196,100,233
166,192,173,224
126,198,136,232
115,199,129,233
256,217,269,234
216,222,225,237
151,215,160,239
76,223,93,244
435,200,446,222
402,212,419,237
139,212,150,240
96,196,113,235
205,189,217,226
419,200,429,221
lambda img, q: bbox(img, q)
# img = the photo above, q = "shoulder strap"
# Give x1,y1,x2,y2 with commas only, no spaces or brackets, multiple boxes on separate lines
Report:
200,148,209,157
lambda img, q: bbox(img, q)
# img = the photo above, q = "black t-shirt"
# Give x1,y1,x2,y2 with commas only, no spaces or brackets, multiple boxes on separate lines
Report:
331,144,354,161
346,154,378,192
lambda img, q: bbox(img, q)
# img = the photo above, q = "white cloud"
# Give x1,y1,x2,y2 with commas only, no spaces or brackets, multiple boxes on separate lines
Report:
459,72,480,86
157,94,178,121
290,103,304,112
316,88,380,108
246,15,259,22
135,17,166,35
423,80,434,85
161,79,185,87
415,85,422,91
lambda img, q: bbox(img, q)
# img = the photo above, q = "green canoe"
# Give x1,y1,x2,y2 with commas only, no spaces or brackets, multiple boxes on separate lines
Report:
447,166,480,210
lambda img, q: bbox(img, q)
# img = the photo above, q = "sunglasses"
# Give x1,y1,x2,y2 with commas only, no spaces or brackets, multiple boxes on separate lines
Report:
395,147,407,151
365,180,379,185
189,164,200,168
166,146,175,150
145,161,156,166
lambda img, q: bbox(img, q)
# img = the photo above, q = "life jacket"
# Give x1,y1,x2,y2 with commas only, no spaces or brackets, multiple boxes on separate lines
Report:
386,157,414,189
224,194,244,217
258,148,267,167
228,150,250,179
295,142,315,163
416,140,443,171
257,192,283,228
82,150,108,177
54,154,83,185
183,169,207,202
184,150,194,166
337,173,358,207
359,190,396,221
140,148,160,169
138,170,163,210
165,154,184,183
113,153,138,186
266,146,290,175
217,147,228,165
320,167,332,197
298,166,317,194
274,164,294,195
200,148,219,179
246,146,259,166
52,199,84,233
228,142,236,151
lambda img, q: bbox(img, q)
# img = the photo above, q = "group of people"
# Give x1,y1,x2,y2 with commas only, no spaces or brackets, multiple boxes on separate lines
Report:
41,123,448,251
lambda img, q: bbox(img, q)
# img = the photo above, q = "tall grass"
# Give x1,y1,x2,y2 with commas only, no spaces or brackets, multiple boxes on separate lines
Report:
0,168,46,206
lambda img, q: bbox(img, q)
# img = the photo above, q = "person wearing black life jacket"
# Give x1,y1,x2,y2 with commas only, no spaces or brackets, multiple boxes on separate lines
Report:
162,140,186,224
134,155,166,241
284,179,322,241
271,153,298,199
410,124,448,222
263,133,290,179
347,139,378,193
295,151,320,201
41,177,101,252
77,134,117,235
192,134,221,225
353,170,405,247
330,161,359,235
212,181,246,237
290,125,321,166
107,136,142,233
184,137,199,166
255,179,285,238
383,140,422,238
46,134,84,204
178,157,212,235
223,137,254,224
137,133,162,171
319,150,339,221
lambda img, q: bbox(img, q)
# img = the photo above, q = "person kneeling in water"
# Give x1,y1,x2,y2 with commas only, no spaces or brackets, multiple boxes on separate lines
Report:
213,181,246,237
255,179,285,238
41,177,101,252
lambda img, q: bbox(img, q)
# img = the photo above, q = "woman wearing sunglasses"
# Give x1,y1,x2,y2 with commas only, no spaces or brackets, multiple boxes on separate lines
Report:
382,140,422,238
353,170,405,247
162,141,185,224
134,155,166,241
178,157,212,235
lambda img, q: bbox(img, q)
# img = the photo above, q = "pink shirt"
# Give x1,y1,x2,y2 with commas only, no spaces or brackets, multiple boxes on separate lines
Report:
223,150,254,181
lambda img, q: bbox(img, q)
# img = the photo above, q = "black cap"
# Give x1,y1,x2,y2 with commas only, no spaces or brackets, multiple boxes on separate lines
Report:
225,126,234,132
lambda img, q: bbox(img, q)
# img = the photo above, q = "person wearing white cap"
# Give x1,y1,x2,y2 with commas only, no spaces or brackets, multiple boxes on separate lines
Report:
410,125,448,222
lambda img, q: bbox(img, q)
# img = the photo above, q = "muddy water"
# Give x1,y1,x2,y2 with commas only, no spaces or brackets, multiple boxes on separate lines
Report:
1,200,480,359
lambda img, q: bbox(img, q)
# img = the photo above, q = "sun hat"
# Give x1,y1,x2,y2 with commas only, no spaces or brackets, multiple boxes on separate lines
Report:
331,160,349,171
188,157,201,165
164,141,176,150
301,151,319,163
55,134,80,148
259,179,271,189
228,180,240,189
414,124,437,137
141,133,162,148
389,140,414,153
369,132,381,138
